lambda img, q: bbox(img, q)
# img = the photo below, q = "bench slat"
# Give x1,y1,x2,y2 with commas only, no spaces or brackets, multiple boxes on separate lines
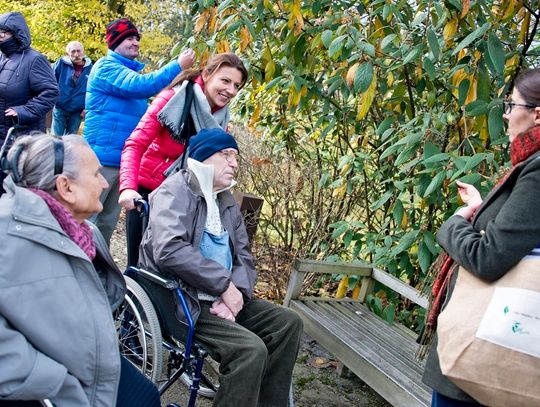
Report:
309,301,425,377
294,259,373,276
313,301,427,388
291,299,431,407
372,268,429,308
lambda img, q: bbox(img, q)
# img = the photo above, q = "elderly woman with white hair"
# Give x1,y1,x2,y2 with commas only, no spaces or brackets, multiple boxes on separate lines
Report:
0,134,159,407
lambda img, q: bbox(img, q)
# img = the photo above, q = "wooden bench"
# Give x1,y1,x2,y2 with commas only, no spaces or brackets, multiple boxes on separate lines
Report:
284,259,431,407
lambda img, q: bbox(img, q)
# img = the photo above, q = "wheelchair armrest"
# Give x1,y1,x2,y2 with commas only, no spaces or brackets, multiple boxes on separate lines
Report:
126,266,179,290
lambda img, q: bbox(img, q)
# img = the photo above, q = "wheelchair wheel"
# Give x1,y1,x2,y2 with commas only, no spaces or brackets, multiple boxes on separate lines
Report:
116,276,163,383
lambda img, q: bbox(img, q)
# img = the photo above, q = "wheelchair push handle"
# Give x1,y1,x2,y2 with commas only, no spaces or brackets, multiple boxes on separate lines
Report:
133,198,149,217
133,198,149,232
0,125,28,160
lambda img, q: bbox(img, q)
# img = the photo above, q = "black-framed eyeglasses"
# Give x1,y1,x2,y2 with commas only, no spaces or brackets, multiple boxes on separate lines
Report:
220,150,239,163
503,101,537,114
0,30,8,38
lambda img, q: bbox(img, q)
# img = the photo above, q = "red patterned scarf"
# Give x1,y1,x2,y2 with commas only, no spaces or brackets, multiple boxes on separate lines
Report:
417,125,540,358
30,189,96,260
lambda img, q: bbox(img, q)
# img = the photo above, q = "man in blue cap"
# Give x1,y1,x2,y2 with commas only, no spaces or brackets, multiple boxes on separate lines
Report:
139,128,303,407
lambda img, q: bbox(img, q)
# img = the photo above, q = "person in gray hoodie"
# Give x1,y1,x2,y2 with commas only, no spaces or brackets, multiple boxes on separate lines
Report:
0,134,159,407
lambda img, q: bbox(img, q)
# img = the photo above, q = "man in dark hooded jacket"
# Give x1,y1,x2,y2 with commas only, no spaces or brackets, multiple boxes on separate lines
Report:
0,11,58,196
0,11,58,143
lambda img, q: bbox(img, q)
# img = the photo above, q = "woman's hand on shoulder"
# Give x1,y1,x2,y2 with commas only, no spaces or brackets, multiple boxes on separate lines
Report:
118,189,142,210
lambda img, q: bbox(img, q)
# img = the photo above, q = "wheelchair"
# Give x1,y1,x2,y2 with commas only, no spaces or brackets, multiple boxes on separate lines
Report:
115,199,296,407
115,199,219,407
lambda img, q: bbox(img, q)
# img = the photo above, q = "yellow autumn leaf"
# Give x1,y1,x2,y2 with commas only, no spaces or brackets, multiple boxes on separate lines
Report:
239,26,252,53
478,115,489,144
451,69,467,98
207,7,217,34
519,10,531,44
356,73,377,120
340,163,350,176
249,103,261,127
194,9,209,34
501,0,518,21
351,282,361,300
336,276,349,299
415,62,423,79
443,18,458,43
465,75,477,105
346,63,360,88
374,16,384,33
216,40,231,54
401,210,408,229
387,71,394,87
265,60,276,82
332,184,347,198
460,0,471,19
199,48,210,67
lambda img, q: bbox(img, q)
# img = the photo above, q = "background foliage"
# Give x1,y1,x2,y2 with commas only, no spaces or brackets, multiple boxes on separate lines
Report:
1,0,189,65
185,0,540,290
3,1,540,304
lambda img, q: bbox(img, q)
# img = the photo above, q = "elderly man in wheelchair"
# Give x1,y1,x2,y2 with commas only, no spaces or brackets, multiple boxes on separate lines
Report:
133,128,303,407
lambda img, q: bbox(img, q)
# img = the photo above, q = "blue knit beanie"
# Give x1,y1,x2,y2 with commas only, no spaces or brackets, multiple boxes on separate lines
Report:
189,128,239,162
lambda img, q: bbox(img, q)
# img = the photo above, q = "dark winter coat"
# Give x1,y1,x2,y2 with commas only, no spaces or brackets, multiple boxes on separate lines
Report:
422,148,540,402
0,12,58,143
53,55,92,113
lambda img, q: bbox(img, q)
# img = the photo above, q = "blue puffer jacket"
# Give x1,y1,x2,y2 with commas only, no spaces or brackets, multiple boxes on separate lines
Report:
0,12,58,143
53,56,92,113
84,50,180,167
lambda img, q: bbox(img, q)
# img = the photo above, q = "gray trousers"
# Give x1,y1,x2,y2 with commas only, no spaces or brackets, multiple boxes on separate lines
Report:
89,165,121,245
195,299,302,407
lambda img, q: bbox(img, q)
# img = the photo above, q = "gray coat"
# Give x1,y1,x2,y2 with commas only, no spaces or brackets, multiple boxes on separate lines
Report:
0,177,126,406
423,150,540,402
139,169,256,325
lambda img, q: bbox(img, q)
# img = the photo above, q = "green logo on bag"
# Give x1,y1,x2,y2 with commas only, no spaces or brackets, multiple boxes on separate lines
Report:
511,321,530,335
504,306,509,315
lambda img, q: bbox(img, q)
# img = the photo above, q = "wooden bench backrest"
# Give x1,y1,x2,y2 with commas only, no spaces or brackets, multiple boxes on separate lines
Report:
284,259,428,309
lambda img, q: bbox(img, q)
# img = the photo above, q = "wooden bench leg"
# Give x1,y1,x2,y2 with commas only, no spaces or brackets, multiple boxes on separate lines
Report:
336,362,352,378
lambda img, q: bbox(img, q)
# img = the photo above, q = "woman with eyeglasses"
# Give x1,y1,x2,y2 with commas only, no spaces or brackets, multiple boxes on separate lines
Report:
420,68,540,406
0,134,160,407
118,52,248,267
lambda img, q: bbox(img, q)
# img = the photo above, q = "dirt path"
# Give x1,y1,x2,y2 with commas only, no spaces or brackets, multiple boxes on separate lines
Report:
111,219,390,407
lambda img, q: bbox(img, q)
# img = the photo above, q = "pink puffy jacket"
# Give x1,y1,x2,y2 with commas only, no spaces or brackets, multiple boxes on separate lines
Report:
119,88,185,193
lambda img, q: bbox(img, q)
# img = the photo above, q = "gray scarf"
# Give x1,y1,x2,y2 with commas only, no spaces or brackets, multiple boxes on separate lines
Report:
157,80,230,141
